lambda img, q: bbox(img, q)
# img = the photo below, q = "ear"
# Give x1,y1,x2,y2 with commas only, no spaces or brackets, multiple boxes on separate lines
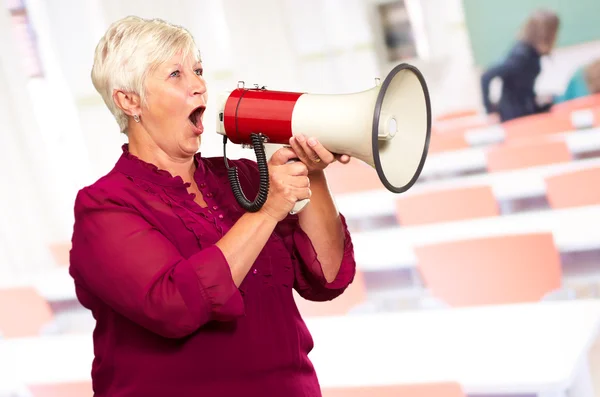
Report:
113,89,142,117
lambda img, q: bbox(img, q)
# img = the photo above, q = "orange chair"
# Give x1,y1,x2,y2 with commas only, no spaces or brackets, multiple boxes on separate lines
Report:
428,134,469,154
414,233,562,307
0,287,54,338
435,109,479,122
545,167,600,209
502,112,573,142
551,93,600,114
431,117,490,137
395,186,499,226
324,158,383,195
486,140,571,172
49,241,71,266
322,382,465,397
294,271,367,317
28,381,93,397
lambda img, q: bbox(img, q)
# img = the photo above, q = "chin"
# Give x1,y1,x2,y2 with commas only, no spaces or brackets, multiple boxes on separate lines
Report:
181,137,201,156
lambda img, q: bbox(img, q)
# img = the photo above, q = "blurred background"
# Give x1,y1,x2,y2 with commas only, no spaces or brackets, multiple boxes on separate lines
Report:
2,0,600,396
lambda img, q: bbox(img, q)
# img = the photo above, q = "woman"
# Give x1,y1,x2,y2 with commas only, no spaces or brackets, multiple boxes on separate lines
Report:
69,16,356,397
480,9,560,122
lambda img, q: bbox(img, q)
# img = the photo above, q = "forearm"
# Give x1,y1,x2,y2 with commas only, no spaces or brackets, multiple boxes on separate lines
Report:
297,170,345,282
216,211,278,286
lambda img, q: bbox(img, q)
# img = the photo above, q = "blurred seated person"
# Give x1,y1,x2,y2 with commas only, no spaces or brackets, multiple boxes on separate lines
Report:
481,9,560,122
69,15,356,397
555,58,600,103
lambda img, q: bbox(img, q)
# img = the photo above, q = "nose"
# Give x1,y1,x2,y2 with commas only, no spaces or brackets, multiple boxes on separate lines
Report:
190,75,207,97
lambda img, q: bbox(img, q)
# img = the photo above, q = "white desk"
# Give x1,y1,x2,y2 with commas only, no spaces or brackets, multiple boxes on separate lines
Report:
1,300,597,397
307,299,600,397
336,156,600,221
7,204,600,303
352,205,600,271
419,127,600,179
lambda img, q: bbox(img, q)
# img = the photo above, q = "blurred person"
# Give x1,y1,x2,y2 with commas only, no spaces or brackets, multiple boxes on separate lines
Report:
556,58,600,103
69,16,356,397
481,9,560,122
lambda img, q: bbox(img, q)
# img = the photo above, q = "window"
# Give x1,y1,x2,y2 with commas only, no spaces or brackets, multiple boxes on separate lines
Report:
6,0,44,78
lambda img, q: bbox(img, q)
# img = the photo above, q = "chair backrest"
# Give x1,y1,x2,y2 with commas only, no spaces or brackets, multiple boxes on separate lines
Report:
428,134,469,154
0,287,53,338
28,381,93,397
486,140,572,172
322,382,465,397
432,115,491,135
502,113,573,142
435,109,479,122
395,186,499,226
415,233,562,307
294,271,367,317
545,167,600,208
324,158,384,195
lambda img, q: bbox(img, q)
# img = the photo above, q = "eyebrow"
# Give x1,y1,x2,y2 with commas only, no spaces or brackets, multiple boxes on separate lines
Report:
170,62,203,68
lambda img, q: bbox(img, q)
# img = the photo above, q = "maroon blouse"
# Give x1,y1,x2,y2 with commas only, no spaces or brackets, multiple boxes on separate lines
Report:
69,144,356,397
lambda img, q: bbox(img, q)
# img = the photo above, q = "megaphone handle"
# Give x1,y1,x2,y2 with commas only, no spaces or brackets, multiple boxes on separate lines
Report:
290,198,310,215
286,157,311,215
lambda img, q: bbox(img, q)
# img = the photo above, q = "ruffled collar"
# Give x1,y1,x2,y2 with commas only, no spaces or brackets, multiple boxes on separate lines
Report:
115,144,205,187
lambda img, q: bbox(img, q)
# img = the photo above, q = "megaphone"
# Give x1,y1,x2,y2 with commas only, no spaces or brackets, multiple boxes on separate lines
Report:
216,63,431,214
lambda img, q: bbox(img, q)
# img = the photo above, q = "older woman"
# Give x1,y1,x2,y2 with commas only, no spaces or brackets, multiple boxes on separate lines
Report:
69,15,356,397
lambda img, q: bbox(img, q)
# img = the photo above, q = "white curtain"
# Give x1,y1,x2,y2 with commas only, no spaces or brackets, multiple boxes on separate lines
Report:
0,8,57,281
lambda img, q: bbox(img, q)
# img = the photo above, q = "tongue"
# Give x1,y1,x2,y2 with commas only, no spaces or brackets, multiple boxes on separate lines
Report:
189,110,203,129
192,111,203,129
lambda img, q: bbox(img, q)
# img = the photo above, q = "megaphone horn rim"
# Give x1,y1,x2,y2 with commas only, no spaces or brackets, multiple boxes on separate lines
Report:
371,63,432,194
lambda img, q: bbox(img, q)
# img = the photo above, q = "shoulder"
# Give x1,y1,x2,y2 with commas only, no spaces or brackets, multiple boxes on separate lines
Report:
506,41,538,62
74,170,132,214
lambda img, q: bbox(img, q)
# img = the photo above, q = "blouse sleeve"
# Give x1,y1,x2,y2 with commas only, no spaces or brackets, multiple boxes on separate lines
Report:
232,157,357,302
69,186,244,339
286,214,357,302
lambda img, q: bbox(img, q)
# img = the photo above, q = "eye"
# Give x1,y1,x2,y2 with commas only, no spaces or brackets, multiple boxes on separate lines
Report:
194,68,203,76
170,70,180,78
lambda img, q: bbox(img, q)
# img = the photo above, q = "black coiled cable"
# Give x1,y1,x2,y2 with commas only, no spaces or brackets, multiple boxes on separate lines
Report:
223,133,270,212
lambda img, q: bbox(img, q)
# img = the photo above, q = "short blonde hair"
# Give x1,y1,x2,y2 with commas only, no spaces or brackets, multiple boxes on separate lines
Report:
91,16,201,133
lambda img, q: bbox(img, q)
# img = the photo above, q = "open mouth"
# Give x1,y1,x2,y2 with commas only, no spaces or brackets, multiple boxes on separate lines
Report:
188,105,206,131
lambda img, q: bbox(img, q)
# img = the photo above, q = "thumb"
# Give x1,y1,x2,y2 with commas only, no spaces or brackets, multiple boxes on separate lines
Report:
269,147,298,166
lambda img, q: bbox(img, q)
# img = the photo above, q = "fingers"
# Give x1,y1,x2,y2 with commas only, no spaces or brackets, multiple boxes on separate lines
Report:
334,154,351,164
303,136,335,164
270,174,309,192
270,178,311,202
287,174,310,188
270,146,299,166
293,187,312,201
287,161,308,175
290,134,336,166
290,135,319,164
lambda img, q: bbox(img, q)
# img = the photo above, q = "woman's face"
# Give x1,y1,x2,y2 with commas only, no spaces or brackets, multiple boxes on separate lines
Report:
141,52,207,159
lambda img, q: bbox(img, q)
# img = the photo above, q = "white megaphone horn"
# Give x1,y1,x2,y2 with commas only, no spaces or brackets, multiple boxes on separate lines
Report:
216,63,432,214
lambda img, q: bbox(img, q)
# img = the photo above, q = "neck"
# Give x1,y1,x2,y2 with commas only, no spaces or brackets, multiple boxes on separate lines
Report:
127,127,196,184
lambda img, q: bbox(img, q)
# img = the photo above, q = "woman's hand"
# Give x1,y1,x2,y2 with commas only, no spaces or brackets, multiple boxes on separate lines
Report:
289,134,351,174
259,147,312,222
